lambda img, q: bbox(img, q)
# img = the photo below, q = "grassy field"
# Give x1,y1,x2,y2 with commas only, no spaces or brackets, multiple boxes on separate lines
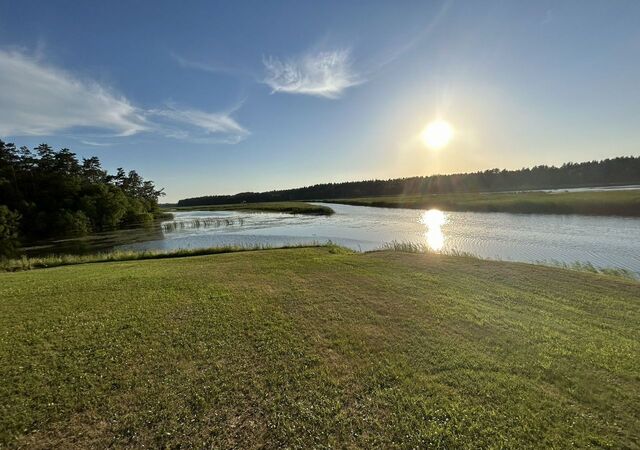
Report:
168,201,334,215
1,248,639,448
330,189,640,216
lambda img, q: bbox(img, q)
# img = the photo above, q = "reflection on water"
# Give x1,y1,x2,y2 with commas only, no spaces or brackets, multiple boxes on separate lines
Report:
20,202,640,276
21,223,165,257
420,209,446,251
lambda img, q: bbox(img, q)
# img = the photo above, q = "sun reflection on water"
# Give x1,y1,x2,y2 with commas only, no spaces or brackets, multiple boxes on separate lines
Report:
420,209,446,251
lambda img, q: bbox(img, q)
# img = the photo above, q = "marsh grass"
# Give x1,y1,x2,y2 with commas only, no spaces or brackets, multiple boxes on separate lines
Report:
161,217,245,232
543,259,637,280
4,239,634,280
170,201,334,215
0,243,344,272
381,240,637,280
380,240,475,257
331,189,640,217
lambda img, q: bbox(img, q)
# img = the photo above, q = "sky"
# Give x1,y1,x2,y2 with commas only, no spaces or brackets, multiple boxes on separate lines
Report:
1,1,639,202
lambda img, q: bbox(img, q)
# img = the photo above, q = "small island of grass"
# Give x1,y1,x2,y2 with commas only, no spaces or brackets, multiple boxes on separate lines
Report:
169,201,334,216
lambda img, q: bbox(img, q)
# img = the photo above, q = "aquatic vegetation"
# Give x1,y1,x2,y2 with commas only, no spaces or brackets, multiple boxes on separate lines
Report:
170,201,334,215
332,189,640,217
382,240,637,280
0,243,342,272
161,217,245,232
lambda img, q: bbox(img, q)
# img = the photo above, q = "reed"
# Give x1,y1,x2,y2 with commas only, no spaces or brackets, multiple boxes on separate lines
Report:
0,243,344,272
381,240,636,279
161,217,245,232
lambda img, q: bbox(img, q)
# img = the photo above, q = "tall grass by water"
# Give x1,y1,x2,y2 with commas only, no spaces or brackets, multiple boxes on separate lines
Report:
0,243,344,272
169,201,334,215
4,238,634,281
382,240,637,279
331,189,640,217
161,217,245,232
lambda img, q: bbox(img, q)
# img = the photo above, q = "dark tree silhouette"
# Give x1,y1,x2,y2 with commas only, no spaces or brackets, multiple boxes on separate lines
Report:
177,156,640,207
0,140,165,256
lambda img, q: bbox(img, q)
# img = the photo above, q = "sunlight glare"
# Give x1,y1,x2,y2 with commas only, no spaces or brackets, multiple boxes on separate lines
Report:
420,209,446,251
421,120,454,149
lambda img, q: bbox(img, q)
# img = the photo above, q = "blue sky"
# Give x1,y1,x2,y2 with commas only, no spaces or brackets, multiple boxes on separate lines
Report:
1,1,639,202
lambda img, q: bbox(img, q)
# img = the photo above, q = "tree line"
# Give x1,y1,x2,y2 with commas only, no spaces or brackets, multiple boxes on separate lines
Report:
178,156,640,207
0,140,166,257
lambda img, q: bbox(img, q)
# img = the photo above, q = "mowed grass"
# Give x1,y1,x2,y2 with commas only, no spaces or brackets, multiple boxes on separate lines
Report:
170,201,334,215
1,248,639,448
331,189,640,216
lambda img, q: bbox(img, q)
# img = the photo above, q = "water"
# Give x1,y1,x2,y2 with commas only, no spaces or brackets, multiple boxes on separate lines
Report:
503,184,640,194
102,203,640,275
22,203,640,275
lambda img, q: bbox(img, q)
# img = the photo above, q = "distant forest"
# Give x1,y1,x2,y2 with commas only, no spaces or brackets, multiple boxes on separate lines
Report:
0,140,166,257
178,156,640,206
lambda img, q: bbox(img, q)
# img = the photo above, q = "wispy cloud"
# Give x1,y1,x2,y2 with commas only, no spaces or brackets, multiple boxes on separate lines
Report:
262,49,363,99
80,140,113,147
171,52,251,78
147,104,249,144
0,49,248,144
0,49,147,137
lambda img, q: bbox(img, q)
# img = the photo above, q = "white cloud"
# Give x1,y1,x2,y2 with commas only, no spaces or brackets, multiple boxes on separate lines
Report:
263,49,363,99
80,140,113,147
171,52,248,77
0,49,147,137
148,105,249,144
0,49,247,144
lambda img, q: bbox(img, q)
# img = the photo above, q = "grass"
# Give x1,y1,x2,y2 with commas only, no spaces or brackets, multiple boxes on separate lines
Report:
329,189,640,216
1,247,639,448
0,244,332,272
169,201,334,216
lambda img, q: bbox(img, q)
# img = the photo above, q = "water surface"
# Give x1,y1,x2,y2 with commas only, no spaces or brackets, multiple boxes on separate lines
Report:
109,203,640,275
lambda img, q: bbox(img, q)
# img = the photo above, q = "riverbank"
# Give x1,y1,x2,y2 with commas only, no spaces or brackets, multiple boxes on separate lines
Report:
0,244,332,272
167,201,334,216
1,247,638,448
328,189,640,216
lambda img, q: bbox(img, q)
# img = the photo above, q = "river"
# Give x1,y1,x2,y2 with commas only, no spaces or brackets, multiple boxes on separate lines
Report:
60,202,638,275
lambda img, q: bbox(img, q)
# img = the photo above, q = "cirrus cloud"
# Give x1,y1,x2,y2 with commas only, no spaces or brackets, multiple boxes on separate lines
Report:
0,49,248,144
263,49,363,99
0,49,147,137
147,105,249,144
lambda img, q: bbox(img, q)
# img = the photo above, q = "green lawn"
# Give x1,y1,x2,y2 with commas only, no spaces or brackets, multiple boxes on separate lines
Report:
1,248,639,448
330,189,640,216
169,201,334,215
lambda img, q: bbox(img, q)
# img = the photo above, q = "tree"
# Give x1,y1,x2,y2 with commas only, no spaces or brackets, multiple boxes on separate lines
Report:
0,140,166,256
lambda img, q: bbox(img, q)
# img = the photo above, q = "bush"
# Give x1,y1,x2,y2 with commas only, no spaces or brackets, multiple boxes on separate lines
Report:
0,206,21,258
53,210,92,236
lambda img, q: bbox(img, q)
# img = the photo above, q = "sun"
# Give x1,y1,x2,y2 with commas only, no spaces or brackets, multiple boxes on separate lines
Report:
421,120,454,149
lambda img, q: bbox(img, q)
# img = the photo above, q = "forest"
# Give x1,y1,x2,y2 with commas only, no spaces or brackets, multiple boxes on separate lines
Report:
177,156,640,206
0,140,166,257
